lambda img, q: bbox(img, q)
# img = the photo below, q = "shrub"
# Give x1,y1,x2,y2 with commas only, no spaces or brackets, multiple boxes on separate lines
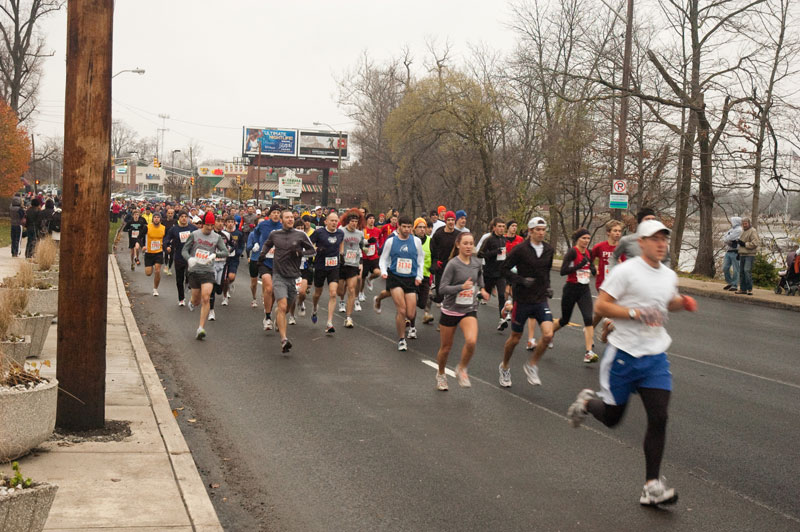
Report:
5,289,28,315
33,237,58,271
752,253,780,288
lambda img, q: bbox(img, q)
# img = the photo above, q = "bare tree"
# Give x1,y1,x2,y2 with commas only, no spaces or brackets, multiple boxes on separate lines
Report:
111,120,138,158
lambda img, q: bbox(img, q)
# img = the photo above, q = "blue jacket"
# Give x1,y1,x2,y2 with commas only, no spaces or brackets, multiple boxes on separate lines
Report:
247,219,282,267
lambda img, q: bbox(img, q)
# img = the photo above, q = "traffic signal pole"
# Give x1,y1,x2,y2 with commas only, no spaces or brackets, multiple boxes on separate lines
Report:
57,0,113,430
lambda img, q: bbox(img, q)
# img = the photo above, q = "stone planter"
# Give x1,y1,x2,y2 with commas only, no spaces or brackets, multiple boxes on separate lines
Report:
22,289,58,316
0,338,32,371
0,378,58,462
0,482,58,532
11,315,53,359
33,271,58,286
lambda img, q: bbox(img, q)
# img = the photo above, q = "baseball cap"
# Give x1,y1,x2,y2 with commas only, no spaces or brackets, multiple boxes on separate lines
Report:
637,219,670,238
527,216,547,229
191,215,201,224
203,211,216,225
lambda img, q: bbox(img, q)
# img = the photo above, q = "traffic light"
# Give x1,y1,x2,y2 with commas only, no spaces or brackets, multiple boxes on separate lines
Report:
35,179,40,185
153,157,160,168
123,159,128,165
190,177,195,186
236,176,241,186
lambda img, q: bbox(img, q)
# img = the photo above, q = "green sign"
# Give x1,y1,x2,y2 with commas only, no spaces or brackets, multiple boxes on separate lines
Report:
609,193,628,209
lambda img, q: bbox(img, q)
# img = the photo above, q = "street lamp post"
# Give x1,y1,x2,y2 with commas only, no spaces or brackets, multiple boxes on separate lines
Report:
112,68,145,79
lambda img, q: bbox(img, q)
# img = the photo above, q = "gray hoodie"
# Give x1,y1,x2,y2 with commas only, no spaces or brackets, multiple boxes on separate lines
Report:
722,217,743,251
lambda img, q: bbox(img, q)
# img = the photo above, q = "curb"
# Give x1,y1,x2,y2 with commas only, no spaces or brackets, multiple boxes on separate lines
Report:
109,255,224,531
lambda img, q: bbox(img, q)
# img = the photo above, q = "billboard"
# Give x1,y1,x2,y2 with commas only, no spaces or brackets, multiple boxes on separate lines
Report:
298,130,349,159
243,127,298,157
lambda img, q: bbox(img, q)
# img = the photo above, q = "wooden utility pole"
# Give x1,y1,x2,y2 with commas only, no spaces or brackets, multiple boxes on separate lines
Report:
56,0,113,430
613,0,634,219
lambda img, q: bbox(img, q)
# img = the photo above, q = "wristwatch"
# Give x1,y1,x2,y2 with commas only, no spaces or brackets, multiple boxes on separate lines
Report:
628,308,637,320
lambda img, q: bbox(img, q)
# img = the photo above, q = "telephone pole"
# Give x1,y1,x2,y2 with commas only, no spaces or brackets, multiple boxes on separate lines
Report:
613,0,634,219
57,0,113,430
157,113,169,161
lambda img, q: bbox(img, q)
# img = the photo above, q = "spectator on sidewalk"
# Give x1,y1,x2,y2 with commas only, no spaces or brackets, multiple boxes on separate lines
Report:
9,196,25,257
24,197,42,258
721,216,743,291
736,218,760,295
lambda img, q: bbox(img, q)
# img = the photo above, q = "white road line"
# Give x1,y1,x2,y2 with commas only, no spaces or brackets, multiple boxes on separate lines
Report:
421,359,456,377
669,351,800,390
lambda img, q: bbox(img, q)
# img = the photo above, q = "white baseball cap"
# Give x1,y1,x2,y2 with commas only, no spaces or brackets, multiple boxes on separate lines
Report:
255,209,262,215
527,216,547,229
637,219,670,238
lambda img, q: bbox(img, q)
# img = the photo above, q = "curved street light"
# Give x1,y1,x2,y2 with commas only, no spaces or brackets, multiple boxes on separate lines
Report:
112,68,145,79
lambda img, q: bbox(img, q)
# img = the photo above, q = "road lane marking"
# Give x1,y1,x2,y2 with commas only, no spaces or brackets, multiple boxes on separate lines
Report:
669,351,800,390
421,359,456,377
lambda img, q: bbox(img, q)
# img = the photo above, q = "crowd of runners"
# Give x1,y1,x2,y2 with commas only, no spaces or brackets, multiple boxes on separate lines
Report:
117,199,697,507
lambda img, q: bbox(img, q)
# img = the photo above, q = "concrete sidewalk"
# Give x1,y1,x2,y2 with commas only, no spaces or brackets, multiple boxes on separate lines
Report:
0,250,222,531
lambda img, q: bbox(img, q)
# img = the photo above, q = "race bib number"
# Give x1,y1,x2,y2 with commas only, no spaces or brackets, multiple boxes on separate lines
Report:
604,264,609,278
179,231,190,243
576,269,591,285
366,244,376,256
325,256,338,268
131,230,139,239
149,240,162,252
456,288,474,305
345,249,359,265
498,247,506,261
397,258,412,275
266,248,274,259
195,249,210,261
295,277,302,292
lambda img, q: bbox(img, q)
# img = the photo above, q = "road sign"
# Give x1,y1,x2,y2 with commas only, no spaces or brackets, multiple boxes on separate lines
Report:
612,179,627,193
335,197,341,205
609,193,628,209
278,170,302,198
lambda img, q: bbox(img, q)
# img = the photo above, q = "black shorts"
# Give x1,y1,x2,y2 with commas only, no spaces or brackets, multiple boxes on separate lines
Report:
386,272,417,294
340,265,360,280
314,268,339,287
227,257,240,275
300,269,314,283
510,301,553,333
439,311,477,328
416,276,431,309
362,259,380,276
128,239,142,249
249,260,260,278
257,263,273,278
187,271,215,289
144,252,164,267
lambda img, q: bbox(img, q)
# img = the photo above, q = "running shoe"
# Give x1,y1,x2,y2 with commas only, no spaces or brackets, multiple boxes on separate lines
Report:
288,314,296,325
366,276,374,291
358,292,366,302
722,284,732,290
407,327,417,339
188,301,195,312
338,300,346,313
135,257,140,265
436,373,448,391
196,327,206,340
263,318,273,331
153,288,159,297
345,317,354,328
373,296,381,314
354,301,362,312
497,317,509,331
251,299,258,308
311,309,318,324
548,341,554,349
526,338,536,350
178,300,185,307
422,313,434,324
523,363,541,385
567,389,598,428
639,478,678,506
584,350,599,363
228,283,235,295
165,268,172,276
281,338,292,354
498,364,512,387
208,309,216,321
325,322,335,334
455,366,471,388
405,319,411,329
131,262,135,271
397,338,407,351
479,299,487,305
221,296,229,306
298,303,306,317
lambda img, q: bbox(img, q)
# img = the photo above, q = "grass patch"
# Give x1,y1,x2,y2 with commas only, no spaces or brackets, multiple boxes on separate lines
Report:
0,218,11,248
109,219,122,254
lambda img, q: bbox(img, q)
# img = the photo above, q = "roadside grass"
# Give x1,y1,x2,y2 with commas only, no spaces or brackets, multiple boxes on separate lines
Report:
0,219,10,248
109,219,122,254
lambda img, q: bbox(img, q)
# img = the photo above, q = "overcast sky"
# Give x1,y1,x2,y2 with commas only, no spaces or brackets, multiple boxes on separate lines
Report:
33,0,518,161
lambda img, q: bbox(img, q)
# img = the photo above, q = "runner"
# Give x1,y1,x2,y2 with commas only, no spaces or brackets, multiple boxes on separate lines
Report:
429,210,459,307
182,212,229,339
207,216,229,322
163,211,197,306
162,207,177,276
222,216,244,306
454,210,469,232
412,218,434,325
337,210,367,328
498,217,554,387
122,210,147,271
260,209,316,353
290,217,314,321
477,217,509,330
250,205,283,329
590,220,623,338
379,215,425,351
359,213,382,301
566,219,697,506
434,231,489,390
430,205,447,234
143,212,166,296
310,211,344,334
552,228,598,362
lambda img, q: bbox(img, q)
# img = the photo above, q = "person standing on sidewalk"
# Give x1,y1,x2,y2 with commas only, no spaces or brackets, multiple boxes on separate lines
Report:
9,196,25,257
720,217,743,291
566,219,698,507
736,218,760,295
24,197,41,258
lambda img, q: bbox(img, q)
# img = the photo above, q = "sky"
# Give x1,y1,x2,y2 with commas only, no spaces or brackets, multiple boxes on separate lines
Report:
33,0,519,162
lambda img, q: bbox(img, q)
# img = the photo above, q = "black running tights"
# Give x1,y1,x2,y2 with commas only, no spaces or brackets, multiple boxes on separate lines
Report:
586,388,670,480
558,283,593,327
175,264,187,301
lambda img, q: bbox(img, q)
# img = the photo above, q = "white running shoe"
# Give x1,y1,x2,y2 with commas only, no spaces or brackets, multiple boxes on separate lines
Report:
455,366,471,388
188,301,195,312
366,277,374,291
498,364,512,388
407,327,417,339
397,338,407,351
523,363,541,385
208,309,216,321
548,342,554,349
338,300,346,313
228,283,235,295
153,288,159,297
436,373,448,391
639,478,678,506
196,327,206,340
354,301,362,312
345,316,354,328
178,300,185,307
298,303,306,317
373,296,381,314
526,338,536,350
358,292,366,302
584,350,599,363
567,389,598,428
221,296,229,306
288,314,297,325
251,299,258,308
263,318,273,331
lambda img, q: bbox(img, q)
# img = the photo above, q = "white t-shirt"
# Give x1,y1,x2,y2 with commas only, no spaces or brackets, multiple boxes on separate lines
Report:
431,220,445,235
531,242,543,258
600,256,678,357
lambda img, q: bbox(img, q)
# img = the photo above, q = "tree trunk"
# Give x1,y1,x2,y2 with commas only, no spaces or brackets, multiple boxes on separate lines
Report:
693,110,715,277
670,112,696,267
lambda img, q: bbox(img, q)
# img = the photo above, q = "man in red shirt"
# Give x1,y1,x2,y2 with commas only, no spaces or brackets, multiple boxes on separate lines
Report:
591,220,623,291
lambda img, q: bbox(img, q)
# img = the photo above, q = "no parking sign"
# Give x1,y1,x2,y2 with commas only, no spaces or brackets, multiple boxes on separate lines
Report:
612,179,627,193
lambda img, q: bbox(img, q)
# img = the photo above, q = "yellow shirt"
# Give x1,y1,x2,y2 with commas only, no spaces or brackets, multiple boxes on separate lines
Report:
145,223,165,254
142,212,153,224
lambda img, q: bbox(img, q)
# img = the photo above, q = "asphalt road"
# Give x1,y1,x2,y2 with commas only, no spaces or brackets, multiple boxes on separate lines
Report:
117,249,800,532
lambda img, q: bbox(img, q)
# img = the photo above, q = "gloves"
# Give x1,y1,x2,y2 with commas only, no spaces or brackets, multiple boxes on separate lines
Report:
737,240,746,247
521,277,535,288
577,257,590,268
187,257,197,269
497,248,505,256
436,260,443,269
208,253,216,263
368,237,377,244
252,243,260,254
545,288,554,298
682,295,697,312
